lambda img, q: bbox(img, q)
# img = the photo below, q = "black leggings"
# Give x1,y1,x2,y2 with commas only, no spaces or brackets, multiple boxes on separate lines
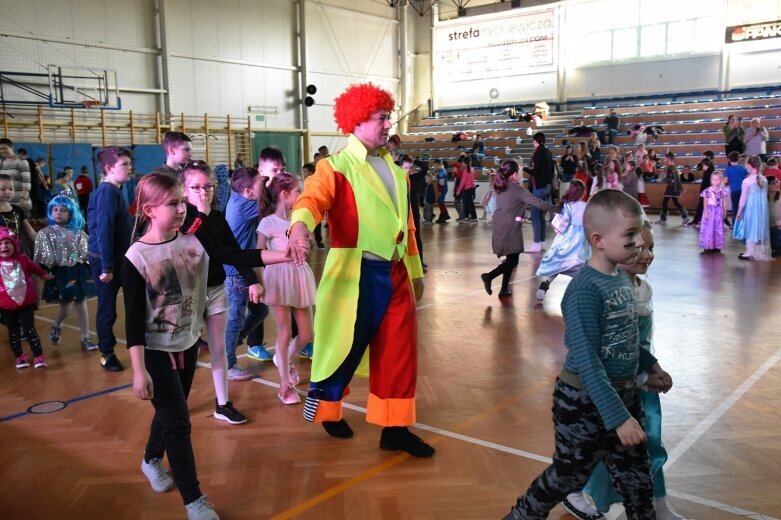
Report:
144,342,202,505
1,306,43,358
486,253,520,291
659,196,688,221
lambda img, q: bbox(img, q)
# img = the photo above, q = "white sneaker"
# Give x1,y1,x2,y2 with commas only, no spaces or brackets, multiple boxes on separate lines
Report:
140,458,174,492
227,364,253,381
655,496,685,520
526,242,542,253
562,491,603,519
185,496,219,520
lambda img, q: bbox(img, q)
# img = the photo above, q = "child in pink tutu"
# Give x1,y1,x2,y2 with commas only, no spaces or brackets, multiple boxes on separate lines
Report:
257,172,316,404
699,171,729,253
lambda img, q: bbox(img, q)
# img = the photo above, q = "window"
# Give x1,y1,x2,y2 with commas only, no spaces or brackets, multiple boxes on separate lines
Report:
667,20,695,54
586,31,613,63
640,25,666,57
613,28,638,60
565,0,725,66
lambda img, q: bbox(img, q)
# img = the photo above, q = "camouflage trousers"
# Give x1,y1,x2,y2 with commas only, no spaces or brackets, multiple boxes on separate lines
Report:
508,379,655,520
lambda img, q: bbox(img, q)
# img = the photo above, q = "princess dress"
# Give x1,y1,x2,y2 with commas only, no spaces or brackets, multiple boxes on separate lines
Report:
536,201,590,279
699,187,729,250
733,176,772,260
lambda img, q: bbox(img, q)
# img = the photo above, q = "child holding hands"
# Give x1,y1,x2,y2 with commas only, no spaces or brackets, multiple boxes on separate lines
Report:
504,190,672,520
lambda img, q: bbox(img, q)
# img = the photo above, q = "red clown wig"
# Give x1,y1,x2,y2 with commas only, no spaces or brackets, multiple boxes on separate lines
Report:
333,83,395,135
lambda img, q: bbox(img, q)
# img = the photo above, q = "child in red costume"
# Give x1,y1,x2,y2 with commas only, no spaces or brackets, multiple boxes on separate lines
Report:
0,227,52,368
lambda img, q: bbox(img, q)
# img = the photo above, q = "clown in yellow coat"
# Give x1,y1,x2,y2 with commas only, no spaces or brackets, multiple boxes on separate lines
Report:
287,83,434,457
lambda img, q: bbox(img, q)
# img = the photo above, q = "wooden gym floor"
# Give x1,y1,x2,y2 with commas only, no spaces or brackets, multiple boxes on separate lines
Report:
1,216,780,520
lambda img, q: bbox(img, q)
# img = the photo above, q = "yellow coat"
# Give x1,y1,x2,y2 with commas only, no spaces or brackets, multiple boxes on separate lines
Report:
291,135,423,382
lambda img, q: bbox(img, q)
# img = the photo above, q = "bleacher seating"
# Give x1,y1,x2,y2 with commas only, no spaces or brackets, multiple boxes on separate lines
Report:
401,94,781,171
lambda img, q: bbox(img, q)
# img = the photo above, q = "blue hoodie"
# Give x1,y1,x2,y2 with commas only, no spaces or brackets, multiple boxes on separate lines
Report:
224,190,260,278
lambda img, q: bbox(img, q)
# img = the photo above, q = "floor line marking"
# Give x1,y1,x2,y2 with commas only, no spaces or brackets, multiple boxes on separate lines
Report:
665,346,781,468
31,278,780,518
234,368,777,520
0,383,132,423
665,490,780,520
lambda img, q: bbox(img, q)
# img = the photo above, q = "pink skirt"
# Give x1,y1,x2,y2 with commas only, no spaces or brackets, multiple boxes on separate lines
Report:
263,262,317,308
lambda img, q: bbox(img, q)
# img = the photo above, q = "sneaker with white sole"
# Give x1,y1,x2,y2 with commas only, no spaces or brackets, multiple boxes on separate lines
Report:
272,353,300,386
246,344,273,362
33,355,47,368
278,385,301,405
214,400,247,425
227,364,253,381
15,353,30,369
81,338,98,351
49,326,62,345
140,458,174,493
185,495,219,520
526,242,542,253
299,342,314,359
562,491,603,519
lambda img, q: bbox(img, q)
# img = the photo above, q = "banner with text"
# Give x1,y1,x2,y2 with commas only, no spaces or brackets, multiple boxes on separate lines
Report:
433,8,557,84
725,19,781,44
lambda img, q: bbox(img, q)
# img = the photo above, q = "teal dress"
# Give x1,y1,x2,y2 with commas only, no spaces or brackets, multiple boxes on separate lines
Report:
583,278,668,511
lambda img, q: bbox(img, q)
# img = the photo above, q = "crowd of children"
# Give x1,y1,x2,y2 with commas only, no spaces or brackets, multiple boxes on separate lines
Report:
1,107,778,520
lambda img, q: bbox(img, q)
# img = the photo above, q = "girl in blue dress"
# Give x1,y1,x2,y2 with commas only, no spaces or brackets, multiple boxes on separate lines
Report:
733,156,771,260
535,180,589,301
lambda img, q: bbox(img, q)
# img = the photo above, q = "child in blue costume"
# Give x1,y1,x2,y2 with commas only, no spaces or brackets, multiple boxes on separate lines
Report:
535,180,589,301
565,217,682,520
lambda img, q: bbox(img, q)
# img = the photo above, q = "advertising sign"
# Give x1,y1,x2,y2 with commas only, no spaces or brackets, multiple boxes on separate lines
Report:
433,8,557,82
725,19,781,43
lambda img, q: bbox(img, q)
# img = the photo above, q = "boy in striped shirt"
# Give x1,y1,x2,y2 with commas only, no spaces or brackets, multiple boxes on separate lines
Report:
504,190,673,520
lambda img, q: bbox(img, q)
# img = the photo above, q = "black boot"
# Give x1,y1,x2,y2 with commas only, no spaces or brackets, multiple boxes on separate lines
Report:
323,419,353,438
480,273,492,295
498,286,512,297
380,427,435,457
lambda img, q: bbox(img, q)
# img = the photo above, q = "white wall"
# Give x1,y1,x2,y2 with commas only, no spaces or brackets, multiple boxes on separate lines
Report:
564,55,722,100
0,0,401,137
0,0,160,112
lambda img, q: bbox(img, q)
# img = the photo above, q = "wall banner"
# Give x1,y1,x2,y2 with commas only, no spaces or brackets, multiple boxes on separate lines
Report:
725,19,781,43
433,8,557,83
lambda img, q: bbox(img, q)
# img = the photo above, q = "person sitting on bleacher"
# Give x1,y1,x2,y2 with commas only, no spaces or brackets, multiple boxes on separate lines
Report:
603,109,620,145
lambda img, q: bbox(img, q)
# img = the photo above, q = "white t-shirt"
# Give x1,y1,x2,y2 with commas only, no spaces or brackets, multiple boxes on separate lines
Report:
367,155,397,208
257,214,290,252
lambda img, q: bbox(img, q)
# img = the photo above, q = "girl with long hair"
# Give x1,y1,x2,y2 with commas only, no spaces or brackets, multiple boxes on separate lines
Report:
257,172,316,404
122,173,218,519
480,160,556,298
733,156,771,260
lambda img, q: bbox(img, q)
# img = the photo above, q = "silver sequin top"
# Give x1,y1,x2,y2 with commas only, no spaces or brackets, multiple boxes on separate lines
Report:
33,225,89,268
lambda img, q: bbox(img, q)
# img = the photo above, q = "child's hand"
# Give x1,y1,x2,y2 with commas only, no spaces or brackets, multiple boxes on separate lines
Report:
43,273,55,281
646,371,673,393
99,272,113,283
616,417,646,446
248,283,264,304
133,369,154,400
195,192,211,215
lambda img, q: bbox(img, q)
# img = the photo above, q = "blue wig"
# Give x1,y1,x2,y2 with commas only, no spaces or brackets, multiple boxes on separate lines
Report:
47,194,85,231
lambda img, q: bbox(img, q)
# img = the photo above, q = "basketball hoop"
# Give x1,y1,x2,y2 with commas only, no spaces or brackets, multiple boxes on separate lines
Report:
82,100,103,108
